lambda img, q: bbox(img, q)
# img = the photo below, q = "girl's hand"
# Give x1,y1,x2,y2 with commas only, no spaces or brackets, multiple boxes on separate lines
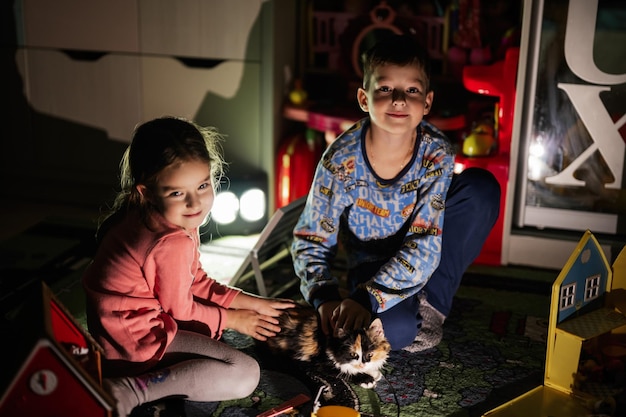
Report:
253,297,295,317
230,292,295,317
225,309,283,341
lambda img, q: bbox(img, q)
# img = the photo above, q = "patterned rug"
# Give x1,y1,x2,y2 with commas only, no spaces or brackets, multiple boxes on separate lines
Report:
132,284,550,417
0,219,551,417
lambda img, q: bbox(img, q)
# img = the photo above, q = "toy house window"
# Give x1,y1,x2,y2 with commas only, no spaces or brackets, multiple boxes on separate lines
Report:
559,283,576,310
584,274,600,301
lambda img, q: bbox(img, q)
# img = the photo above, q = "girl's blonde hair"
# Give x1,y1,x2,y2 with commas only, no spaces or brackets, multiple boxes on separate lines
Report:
99,116,226,237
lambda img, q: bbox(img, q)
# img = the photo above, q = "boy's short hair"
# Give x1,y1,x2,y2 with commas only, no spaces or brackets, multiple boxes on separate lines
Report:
361,34,432,91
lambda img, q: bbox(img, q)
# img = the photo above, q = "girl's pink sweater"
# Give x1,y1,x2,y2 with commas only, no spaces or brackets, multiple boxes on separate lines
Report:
83,209,240,363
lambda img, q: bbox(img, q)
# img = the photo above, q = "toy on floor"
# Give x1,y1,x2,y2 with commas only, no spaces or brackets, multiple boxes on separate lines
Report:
256,393,310,417
482,231,626,416
311,386,360,417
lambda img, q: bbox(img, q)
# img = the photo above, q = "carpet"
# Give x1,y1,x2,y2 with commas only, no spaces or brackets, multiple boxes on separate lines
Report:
0,219,552,417
130,284,550,417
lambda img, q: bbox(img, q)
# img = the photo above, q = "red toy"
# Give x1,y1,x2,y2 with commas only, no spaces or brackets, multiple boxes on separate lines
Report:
456,47,520,265
0,283,114,416
275,129,323,209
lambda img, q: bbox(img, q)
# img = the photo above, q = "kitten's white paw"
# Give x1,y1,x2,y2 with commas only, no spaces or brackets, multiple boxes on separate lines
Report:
360,381,376,389
358,370,382,388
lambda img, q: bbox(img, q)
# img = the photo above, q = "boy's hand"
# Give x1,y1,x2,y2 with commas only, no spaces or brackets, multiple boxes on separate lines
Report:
225,308,282,341
318,300,341,336
318,299,371,337
331,299,371,337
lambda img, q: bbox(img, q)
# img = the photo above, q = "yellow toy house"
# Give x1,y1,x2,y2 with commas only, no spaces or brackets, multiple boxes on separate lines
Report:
484,230,626,416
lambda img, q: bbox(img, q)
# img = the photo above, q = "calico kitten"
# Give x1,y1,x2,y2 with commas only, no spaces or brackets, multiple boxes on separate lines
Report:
265,305,391,388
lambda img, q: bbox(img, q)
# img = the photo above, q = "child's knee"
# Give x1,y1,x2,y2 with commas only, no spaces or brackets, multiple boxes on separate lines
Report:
232,358,260,397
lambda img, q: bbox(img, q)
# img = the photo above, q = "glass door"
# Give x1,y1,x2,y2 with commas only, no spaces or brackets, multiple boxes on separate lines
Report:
514,0,625,236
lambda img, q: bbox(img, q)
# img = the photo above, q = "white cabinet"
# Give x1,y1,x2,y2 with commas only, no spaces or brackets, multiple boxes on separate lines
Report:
17,48,142,141
10,0,299,206
18,0,263,59
140,56,262,170
138,0,262,60
19,0,139,52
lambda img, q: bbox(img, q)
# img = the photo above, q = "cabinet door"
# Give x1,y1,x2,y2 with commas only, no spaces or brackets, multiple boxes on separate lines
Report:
138,0,262,60
17,48,142,142
140,56,247,122
18,0,139,52
141,55,262,172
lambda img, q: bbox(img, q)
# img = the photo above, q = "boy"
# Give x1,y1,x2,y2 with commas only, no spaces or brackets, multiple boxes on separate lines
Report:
291,34,500,351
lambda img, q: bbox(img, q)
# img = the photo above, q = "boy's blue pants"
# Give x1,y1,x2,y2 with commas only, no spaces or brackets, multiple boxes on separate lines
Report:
349,167,501,350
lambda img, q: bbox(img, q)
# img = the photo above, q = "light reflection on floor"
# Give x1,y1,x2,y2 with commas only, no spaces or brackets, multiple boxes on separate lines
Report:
199,234,259,286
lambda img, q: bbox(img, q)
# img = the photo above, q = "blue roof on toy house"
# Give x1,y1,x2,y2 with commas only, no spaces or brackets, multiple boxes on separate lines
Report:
553,230,611,324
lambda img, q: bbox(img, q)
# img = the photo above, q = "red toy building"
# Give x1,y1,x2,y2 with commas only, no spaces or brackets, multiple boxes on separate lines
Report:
0,282,114,417
456,47,520,265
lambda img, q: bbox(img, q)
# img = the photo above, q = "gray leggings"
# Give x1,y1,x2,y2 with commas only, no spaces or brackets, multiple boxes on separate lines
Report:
105,330,260,416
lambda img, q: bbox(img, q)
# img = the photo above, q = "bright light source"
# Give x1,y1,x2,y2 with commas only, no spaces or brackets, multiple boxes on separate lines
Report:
529,141,544,157
239,188,266,222
454,161,465,174
527,137,547,181
199,174,268,241
528,155,543,181
212,191,239,224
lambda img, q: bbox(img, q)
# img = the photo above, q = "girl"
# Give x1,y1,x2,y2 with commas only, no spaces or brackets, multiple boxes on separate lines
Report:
82,116,294,416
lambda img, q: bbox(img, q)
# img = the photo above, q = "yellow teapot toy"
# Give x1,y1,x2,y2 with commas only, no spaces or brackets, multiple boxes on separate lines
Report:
462,121,497,157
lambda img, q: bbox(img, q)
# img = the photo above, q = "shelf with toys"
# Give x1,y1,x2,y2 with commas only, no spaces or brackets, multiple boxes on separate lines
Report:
282,46,519,268
283,100,467,147
277,1,523,268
